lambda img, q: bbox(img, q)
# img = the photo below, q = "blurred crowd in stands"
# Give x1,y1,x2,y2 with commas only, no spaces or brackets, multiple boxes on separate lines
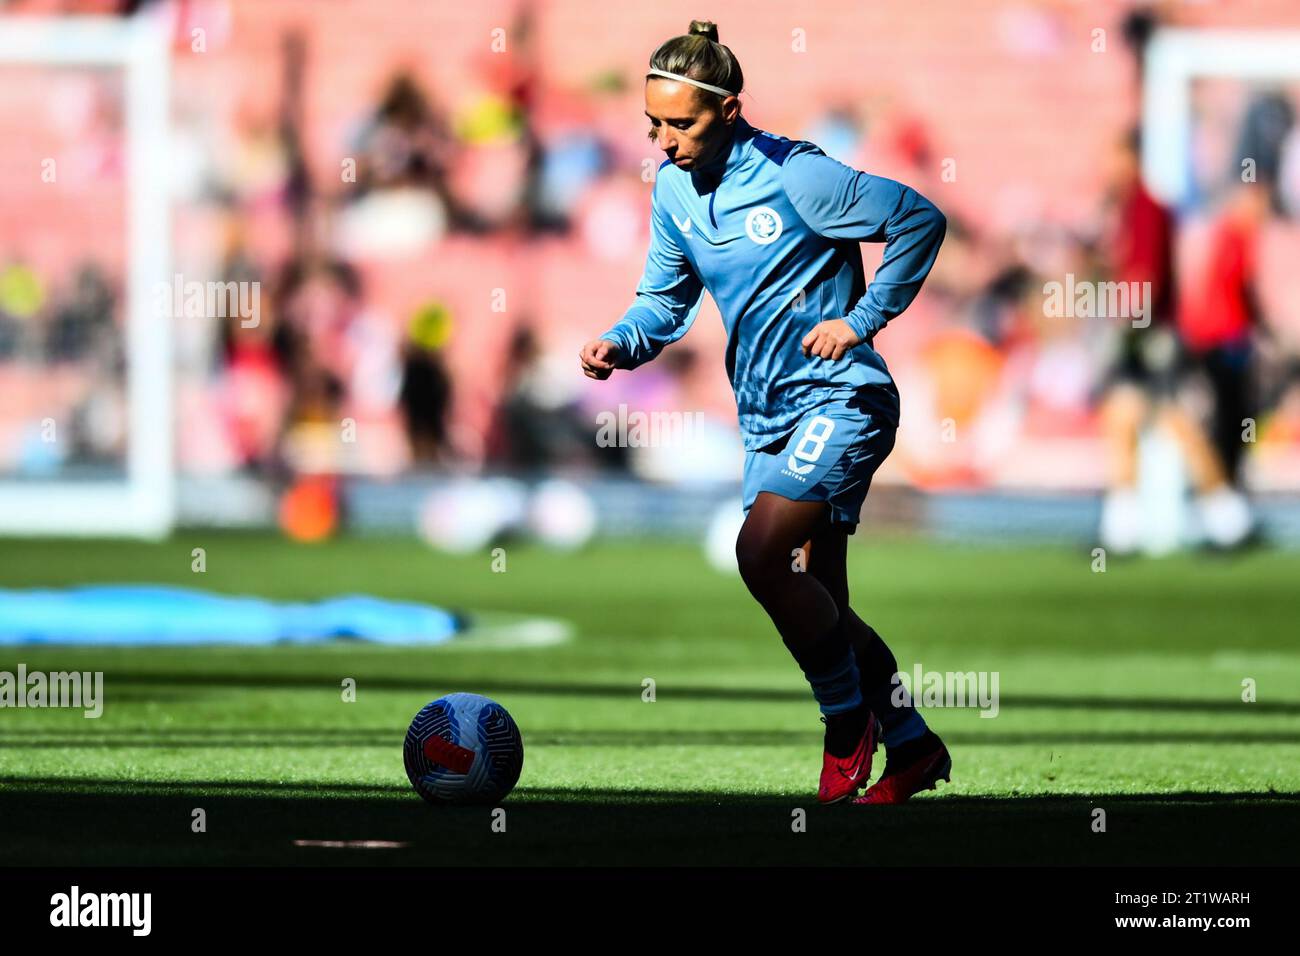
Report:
2,0,1300,534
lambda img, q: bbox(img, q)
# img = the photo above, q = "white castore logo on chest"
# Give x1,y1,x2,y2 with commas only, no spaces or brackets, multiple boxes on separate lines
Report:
745,206,782,244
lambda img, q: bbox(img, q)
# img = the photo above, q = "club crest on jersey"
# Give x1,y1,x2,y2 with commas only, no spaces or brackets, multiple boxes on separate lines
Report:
744,206,783,245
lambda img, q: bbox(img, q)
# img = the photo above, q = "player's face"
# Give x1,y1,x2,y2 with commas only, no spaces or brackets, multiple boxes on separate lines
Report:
645,79,738,170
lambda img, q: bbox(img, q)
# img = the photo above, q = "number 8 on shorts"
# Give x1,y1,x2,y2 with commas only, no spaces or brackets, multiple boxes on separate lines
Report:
787,416,836,475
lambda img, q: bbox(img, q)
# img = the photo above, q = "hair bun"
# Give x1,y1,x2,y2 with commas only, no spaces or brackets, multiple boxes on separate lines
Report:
688,19,719,42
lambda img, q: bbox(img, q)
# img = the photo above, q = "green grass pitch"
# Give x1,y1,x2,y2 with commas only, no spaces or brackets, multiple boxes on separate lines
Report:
1,532,1297,866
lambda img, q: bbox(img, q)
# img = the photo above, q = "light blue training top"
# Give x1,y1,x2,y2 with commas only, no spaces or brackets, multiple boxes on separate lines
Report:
601,115,946,450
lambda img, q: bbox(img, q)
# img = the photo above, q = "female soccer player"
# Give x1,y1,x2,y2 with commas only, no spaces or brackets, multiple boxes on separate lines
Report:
580,20,949,805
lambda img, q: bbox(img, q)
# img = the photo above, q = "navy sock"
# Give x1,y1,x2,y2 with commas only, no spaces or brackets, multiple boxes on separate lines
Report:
847,617,927,747
784,626,863,716
804,649,864,716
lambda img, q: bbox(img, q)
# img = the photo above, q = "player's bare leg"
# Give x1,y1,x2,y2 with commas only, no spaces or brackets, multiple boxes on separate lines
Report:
802,526,951,804
1099,384,1146,554
1101,384,1146,490
735,491,878,804
735,493,839,644
1157,403,1228,492
1100,385,1251,549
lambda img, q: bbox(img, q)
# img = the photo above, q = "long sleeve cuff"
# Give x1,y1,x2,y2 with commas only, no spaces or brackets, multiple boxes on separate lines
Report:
842,305,885,343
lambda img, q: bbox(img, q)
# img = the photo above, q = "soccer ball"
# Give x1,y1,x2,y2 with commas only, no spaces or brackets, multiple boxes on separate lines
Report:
403,693,524,805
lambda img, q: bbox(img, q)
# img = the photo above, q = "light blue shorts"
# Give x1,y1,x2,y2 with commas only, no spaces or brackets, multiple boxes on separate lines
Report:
742,391,898,533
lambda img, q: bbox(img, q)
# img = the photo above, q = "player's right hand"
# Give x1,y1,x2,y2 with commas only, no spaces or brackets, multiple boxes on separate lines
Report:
579,339,621,380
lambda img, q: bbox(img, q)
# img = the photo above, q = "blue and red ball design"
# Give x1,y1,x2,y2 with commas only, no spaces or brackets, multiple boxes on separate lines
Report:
403,693,524,805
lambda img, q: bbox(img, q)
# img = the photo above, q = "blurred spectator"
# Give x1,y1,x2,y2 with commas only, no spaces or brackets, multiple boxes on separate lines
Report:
486,323,604,470
216,247,289,474
347,72,470,230
1237,92,1295,213
46,263,114,363
1178,182,1270,488
399,303,455,466
275,253,362,430
0,261,45,359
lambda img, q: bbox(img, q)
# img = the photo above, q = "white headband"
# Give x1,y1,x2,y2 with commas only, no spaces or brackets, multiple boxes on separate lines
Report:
646,68,736,99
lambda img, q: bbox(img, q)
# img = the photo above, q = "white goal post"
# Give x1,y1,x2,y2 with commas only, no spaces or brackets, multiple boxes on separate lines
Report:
1143,28,1300,206
0,14,172,537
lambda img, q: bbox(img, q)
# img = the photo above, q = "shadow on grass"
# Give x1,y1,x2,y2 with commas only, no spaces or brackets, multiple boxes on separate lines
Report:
15,669,1300,714
1,777,1295,866
4,727,1300,748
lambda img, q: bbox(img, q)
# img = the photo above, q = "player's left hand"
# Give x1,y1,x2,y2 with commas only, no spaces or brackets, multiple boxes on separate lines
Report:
801,319,861,360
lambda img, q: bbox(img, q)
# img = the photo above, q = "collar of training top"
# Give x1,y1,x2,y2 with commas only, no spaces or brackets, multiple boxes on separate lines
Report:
691,115,757,186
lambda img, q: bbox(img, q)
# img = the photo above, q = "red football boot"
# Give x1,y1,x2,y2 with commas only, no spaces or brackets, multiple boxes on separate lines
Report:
853,732,951,805
816,707,881,805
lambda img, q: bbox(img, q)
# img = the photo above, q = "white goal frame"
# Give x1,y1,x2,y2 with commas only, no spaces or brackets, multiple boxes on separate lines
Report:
0,15,173,537
1143,28,1300,205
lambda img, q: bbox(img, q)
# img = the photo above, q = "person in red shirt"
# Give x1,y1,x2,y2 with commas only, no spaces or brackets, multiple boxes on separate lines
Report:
1096,131,1253,551
1177,182,1269,489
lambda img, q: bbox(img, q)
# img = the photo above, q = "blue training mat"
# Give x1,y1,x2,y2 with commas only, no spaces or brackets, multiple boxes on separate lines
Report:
0,585,461,645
